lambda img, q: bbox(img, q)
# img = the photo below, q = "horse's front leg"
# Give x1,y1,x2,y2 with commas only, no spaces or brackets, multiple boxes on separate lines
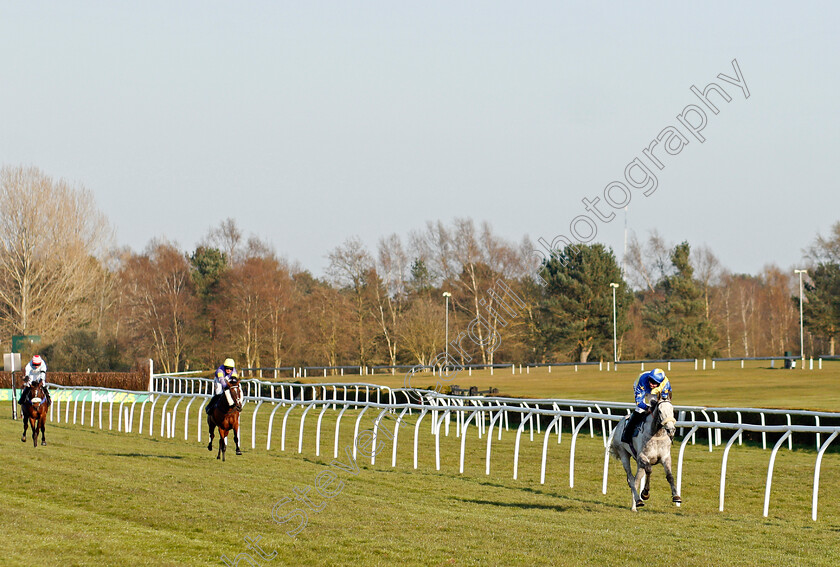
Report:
233,426,242,456
21,415,28,443
662,454,681,503
634,457,652,508
40,417,46,446
218,430,227,461
31,418,39,448
207,417,215,452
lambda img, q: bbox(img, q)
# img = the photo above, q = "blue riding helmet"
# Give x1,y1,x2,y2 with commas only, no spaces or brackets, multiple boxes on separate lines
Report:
649,368,666,384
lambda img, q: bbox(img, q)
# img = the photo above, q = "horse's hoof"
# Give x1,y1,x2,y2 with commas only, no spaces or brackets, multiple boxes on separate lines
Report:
21,437,25,443
641,490,650,501
673,496,682,503
636,500,645,508
207,444,212,451
41,441,46,446
236,450,242,456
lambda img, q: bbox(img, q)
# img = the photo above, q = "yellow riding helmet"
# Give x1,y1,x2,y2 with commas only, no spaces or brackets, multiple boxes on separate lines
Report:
223,358,236,369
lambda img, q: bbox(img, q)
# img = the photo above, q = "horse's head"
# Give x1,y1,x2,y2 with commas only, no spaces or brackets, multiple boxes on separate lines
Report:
653,398,677,440
28,383,45,409
228,378,243,412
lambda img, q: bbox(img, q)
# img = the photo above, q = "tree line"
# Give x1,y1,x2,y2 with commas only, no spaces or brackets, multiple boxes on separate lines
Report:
1,165,838,372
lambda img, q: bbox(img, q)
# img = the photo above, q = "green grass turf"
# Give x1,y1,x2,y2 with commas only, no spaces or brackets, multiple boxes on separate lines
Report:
4,367,840,567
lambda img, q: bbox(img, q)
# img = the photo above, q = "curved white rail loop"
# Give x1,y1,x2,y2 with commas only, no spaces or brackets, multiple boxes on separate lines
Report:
42,381,840,521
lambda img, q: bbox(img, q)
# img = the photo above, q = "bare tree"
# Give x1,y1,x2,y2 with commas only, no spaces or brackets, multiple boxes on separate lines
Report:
203,218,243,264
119,240,196,373
805,221,840,264
0,166,112,340
691,244,723,319
374,234,408,367
624,231,673,291
399,296,445,366
327,237,375,365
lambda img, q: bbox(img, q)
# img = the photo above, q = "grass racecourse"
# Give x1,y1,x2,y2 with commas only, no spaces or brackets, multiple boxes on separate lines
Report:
3,361,840,566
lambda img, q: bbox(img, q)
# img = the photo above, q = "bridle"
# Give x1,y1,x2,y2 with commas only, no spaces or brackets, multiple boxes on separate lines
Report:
227,380,243,412
652,399,677,439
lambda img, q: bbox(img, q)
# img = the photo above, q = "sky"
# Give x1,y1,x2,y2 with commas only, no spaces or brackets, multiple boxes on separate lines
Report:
1,1,838,277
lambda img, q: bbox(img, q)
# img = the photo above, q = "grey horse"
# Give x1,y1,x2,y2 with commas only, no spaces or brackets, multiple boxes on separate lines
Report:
609,398,682,511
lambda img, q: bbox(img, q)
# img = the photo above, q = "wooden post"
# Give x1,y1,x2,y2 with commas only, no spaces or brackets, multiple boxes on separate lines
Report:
11,371,17,420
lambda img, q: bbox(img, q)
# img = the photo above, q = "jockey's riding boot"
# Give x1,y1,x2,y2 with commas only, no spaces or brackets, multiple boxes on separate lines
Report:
18,386,30,406
622,411,644,445
43,385,51,405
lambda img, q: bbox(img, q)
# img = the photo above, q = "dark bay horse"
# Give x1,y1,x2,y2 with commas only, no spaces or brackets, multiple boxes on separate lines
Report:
207,378,243,461
21,382,49,447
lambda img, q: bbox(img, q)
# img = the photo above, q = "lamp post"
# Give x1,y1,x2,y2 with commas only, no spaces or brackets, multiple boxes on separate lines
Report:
610,283,619,366
794,269,807,365
443,292,452,370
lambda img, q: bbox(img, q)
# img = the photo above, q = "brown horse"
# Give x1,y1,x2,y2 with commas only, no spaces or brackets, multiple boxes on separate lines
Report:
21,382,49,447
207,378,243,461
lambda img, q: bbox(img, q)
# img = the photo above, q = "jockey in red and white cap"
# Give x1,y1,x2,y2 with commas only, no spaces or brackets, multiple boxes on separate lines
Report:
19,355,50,406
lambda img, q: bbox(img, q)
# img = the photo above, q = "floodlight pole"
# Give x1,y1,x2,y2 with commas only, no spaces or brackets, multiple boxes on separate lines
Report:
443,292,452,370
610,283,619,365
794,269,807,366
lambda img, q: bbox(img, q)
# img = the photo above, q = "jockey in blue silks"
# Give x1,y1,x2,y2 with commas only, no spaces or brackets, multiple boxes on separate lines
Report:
206,357,237,414
621,368,671,447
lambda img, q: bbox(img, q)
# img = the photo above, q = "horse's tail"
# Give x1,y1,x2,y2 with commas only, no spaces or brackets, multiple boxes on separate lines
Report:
607,420,624,460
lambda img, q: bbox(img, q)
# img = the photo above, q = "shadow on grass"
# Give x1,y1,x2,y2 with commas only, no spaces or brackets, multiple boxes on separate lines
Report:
106,452,185,459
455,497,570,512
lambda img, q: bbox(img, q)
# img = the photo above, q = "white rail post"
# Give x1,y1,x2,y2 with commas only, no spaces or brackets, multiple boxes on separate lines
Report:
250,400,264,450
485,410,504,475
719,428,744,511
787,414,793,450
314,403,329,457
676,425,700,507
512,411,531,480
413,410,428,470
602,426,618,494
541,415,563,484
764,431,792,517
813,431,839,521
569,416,589,488
297,402,314,454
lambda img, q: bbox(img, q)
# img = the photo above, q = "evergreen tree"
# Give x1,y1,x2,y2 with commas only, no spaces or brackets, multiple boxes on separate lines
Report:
538,244,631,362
801,263,840,356
188,246,228,365
644,242,717,358
409,258,433,294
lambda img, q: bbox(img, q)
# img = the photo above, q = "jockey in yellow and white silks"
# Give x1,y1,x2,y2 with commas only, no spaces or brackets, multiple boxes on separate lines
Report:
621,368,671,446
206,358,237,414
